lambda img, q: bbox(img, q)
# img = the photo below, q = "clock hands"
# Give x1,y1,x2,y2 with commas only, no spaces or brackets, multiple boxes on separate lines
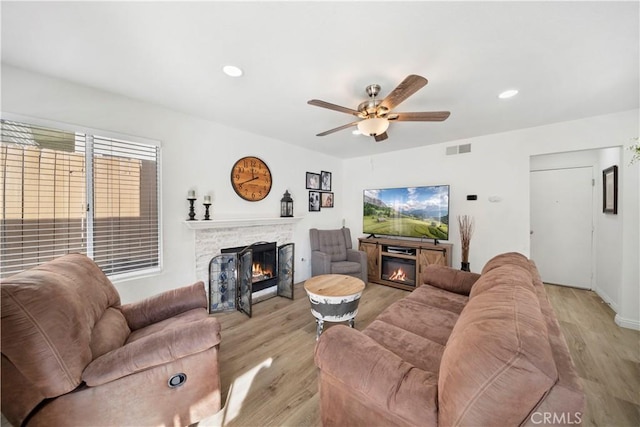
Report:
238,176,258,187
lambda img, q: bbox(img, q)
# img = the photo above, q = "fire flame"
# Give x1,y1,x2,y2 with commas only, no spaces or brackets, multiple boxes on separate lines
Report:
252,262,272,281
389,268,407,281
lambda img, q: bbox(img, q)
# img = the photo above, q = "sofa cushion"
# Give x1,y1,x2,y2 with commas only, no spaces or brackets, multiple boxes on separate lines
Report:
469,264,534,299
90,307,130,360
409,284,468,315
376,298,459,347
363,320,445,373
330,260,362,275
438,284,558,426
481,251,531,275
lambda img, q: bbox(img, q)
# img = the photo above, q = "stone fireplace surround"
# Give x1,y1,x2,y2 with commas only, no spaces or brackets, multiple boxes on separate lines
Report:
184,217,301,288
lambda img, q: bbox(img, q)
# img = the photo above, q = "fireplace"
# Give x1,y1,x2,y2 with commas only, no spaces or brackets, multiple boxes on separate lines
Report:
222,242,277,293
381,255,416,287
210,241,295,317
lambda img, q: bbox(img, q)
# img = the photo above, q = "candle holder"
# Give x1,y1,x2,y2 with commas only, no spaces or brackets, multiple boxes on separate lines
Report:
187,198,197,221
203,203,212,220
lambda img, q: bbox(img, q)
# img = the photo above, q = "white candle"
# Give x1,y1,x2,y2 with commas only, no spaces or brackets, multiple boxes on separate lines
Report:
188,190,196,199
204,195,211,204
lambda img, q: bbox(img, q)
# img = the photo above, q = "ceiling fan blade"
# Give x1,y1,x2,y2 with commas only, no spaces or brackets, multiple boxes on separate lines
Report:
393,111,451,122
380,75,428,111
316,121,360,137
308,99,361,116
374,132,389,142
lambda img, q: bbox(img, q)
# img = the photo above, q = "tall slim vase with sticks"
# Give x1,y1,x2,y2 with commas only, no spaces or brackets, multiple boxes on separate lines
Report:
458,215,474,271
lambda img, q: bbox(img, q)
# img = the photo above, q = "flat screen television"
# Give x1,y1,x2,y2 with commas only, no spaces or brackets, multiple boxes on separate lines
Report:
363,185,449,240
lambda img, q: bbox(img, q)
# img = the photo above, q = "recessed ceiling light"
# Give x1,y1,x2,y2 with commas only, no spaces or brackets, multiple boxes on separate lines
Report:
222,65,243,77
498,89,519,99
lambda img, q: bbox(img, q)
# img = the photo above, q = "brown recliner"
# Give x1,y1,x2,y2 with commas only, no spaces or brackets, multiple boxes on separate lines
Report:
1,253,222,427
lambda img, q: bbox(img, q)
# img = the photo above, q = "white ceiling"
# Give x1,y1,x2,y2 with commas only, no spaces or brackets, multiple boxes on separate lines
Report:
2,1,638,158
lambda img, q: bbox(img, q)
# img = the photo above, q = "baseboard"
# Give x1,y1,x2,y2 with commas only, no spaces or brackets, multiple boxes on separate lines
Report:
615,314,640,331
594,287,620,313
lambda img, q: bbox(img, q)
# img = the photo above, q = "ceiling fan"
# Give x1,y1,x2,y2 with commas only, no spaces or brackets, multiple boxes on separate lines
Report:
308,74,450,142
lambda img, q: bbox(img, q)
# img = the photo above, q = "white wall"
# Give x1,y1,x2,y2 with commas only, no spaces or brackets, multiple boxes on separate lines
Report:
596,148,623,308
344,109,639,328
1,65,344,303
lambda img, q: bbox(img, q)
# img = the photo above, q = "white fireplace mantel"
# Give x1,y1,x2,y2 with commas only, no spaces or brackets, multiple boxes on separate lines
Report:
183,217,302,230
185,217,302,286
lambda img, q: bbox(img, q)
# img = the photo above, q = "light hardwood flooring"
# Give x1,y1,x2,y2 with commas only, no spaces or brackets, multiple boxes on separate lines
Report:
544,284,640,427
2,282,638,427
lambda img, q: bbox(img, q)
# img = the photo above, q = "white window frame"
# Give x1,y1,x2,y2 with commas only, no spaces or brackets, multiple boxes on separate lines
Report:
1,113,163,282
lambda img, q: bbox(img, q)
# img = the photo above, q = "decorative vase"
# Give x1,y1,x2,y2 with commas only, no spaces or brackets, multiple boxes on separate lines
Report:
461,262,470,272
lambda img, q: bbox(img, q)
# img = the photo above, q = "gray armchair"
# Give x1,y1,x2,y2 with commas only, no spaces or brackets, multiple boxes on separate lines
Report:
309,227,367,283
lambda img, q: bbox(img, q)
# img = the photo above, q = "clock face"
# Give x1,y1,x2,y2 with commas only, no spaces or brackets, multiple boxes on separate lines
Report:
230,156,273,201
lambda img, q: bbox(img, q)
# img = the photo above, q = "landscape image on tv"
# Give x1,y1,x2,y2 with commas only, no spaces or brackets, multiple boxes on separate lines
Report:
363,185,449,240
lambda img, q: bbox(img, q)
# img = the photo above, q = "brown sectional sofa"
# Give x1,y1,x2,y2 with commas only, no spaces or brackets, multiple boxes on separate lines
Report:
314,252,584,426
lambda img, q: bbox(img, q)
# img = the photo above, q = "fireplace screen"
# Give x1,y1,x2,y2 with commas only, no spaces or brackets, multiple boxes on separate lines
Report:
277,243,295,299
209,242,295,317
208,254,237,313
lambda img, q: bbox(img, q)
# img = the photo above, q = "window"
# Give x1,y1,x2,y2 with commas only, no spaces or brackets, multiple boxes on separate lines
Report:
1,118,160,279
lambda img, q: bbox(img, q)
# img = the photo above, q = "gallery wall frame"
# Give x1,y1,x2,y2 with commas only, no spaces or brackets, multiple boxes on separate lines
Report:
602,165,618,214
321,171,332,191
321,192,334,208
306,172,320,190
309,191,321,212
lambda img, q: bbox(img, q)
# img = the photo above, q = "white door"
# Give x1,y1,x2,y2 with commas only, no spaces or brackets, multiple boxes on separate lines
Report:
530,167,593,289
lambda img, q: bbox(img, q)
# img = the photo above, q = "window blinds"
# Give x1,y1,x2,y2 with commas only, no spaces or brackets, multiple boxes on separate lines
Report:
0,119,160,279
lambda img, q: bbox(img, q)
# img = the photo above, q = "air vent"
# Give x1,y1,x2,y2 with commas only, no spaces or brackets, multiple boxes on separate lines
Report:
458,143,471,154
446,143,472,155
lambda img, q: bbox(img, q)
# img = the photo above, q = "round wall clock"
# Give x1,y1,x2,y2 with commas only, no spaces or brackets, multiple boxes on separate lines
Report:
230,156,272,201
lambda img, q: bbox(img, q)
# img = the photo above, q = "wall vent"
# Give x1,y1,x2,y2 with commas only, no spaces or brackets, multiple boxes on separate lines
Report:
446,143,472,155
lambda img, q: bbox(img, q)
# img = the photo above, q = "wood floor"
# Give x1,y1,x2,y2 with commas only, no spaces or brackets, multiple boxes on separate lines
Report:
197,282,640,427
544,284,640,427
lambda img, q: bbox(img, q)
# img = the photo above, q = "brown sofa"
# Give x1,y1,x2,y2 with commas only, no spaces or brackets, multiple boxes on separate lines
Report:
314,252,584,426
1,253,222,427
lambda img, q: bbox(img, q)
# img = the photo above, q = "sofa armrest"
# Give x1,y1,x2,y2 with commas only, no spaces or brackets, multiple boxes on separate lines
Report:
82,317,221,386
120,282,207,330
311,250,332,276
421,264,481,296
346,248,366,264
314,326,437,426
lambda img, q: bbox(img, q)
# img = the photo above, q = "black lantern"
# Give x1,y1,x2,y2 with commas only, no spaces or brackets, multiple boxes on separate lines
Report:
280,190,293,217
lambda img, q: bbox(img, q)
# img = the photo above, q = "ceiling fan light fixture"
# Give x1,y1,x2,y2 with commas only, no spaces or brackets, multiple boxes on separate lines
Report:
357,117,389,136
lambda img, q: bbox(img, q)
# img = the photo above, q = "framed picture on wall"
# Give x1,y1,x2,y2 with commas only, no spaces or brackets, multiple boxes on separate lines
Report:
321,171,332,191
321,192,334,208
306,172,320,190
309,191,321,212
602,165,618,214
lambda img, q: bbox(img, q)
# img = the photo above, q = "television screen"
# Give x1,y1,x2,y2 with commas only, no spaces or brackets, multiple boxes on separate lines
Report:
363,185,449,240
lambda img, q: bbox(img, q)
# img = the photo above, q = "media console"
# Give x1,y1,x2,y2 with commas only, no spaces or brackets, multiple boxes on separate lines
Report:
359,237,452,291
